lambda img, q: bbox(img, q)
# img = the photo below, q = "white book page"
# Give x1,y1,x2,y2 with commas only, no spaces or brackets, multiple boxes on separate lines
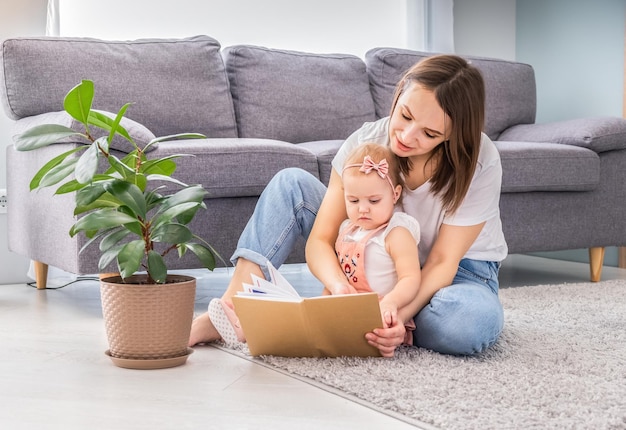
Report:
267,262,300,297
238,261,301,300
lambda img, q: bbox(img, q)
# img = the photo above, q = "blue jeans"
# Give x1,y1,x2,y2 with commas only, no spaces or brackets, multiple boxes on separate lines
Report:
231,168,504,356
412,259,504,355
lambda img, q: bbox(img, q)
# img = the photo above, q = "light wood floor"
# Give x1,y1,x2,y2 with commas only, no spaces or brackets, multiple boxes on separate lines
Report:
1,254,625,430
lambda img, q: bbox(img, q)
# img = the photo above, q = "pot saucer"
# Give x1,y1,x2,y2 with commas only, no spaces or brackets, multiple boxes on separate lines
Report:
105,348,194,369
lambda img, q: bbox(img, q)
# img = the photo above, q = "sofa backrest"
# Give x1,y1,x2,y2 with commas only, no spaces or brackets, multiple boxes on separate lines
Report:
365,47,537,140
223,45,376,143
0,35,237,139
1,36,538,144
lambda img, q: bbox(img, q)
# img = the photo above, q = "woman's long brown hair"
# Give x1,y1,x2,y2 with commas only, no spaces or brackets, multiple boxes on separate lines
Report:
389,55,485,214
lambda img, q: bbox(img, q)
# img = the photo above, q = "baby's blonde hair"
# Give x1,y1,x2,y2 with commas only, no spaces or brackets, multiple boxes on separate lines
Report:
343,143,404,191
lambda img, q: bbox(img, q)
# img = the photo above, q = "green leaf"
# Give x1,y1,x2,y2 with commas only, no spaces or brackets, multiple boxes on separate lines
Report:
132,174,148,192
176,201,206,225
159,185,208,212
75,182,107,207
106,104,132,147
146,174,189,188
70,208,138,237
141,157,178,176
29,146,85,190
114,206,143,236
144,132,205,152
107,153,135,180
98,245,124,270
94,135,110,154
186,243,216,271
124,221,143,236
117,240,145,279
57,173,112,195
151,223,192,244
38,156,79,189
104,180,147,219
74,194,119,216
99,228,130,252
78,225,125,254
105,151,138,174
145,189,166,212
56,179,86,194
88,109,132,142
64,80,94,125
164,186,207,225
14,124,84,151
152,201,200,229
84,229,99,239
147,250,167,283
74,139,101,184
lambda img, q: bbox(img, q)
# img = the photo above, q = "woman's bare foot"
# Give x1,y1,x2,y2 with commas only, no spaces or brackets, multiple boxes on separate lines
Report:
188,312,220,346
189,258,264,347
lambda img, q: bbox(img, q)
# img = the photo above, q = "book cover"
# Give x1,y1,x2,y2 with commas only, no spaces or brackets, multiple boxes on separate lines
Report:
231,262,383,358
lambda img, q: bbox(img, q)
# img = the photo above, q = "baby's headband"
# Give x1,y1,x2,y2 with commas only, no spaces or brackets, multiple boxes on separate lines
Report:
342,155,395,191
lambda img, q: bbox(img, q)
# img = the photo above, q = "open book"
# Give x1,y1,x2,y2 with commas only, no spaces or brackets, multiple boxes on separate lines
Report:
231,261,383,358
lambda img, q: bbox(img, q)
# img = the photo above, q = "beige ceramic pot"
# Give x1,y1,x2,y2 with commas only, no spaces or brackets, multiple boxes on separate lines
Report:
100,274,196,369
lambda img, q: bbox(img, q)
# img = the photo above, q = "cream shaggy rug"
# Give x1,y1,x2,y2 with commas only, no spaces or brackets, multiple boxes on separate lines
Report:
220,279,626,429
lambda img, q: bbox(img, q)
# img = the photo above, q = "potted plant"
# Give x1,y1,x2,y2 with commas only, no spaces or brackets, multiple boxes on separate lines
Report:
14,79,220,369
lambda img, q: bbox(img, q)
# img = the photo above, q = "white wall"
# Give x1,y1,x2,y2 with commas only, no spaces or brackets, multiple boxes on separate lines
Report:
517,0,625,123
0,0,48,284
59,0,410,58
454,0,517,60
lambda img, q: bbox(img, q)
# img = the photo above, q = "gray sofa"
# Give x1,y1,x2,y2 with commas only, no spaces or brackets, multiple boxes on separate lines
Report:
2,35,626,289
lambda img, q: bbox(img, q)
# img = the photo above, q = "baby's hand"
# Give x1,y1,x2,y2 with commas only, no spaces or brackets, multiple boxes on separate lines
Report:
323,280,358,296
379,301,399,329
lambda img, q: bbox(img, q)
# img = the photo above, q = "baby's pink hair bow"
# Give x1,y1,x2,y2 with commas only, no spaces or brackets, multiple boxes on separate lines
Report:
343,155,395,191
359,155,389,179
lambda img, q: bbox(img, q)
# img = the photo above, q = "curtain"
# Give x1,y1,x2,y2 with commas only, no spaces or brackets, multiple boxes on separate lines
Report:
426,0,454,52
46,0,59,36
407,0,454,53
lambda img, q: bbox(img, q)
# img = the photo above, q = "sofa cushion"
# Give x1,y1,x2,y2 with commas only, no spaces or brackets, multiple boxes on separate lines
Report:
497,141,599,193
498,117,626,153
223,45,376,143
296,140,344,186
365,48,536,140
146,138,320,198
0,35,237,139
12,110,157,153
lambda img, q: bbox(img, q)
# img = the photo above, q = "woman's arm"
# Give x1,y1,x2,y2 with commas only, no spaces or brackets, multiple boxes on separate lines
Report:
378,227,421,327
305,170,356,295
366,222,485,356
404,222,485,318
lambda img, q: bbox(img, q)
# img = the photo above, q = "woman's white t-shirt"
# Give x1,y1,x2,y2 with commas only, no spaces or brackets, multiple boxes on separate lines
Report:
332,117,508,266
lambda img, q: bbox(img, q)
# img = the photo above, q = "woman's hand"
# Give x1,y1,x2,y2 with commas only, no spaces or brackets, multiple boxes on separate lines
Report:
365,318,406,358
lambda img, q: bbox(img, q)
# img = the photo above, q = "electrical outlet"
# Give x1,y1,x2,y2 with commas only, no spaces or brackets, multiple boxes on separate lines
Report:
0,189,7,214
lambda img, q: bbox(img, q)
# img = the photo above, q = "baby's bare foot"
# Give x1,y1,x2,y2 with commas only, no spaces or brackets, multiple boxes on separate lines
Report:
188,312,220,346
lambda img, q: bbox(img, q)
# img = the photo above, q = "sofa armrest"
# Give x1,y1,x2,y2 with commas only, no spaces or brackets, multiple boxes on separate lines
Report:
12,110,157,153
497,116,626,153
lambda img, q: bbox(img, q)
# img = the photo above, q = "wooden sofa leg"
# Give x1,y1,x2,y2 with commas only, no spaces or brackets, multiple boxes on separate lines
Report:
588,247,605,282
619,247,626,269
33,261,49,290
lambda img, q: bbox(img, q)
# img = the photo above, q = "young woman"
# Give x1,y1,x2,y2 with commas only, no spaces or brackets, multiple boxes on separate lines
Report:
189,54,507,358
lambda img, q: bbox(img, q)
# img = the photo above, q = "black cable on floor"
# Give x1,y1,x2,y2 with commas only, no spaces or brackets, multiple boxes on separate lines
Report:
26,276,100,290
